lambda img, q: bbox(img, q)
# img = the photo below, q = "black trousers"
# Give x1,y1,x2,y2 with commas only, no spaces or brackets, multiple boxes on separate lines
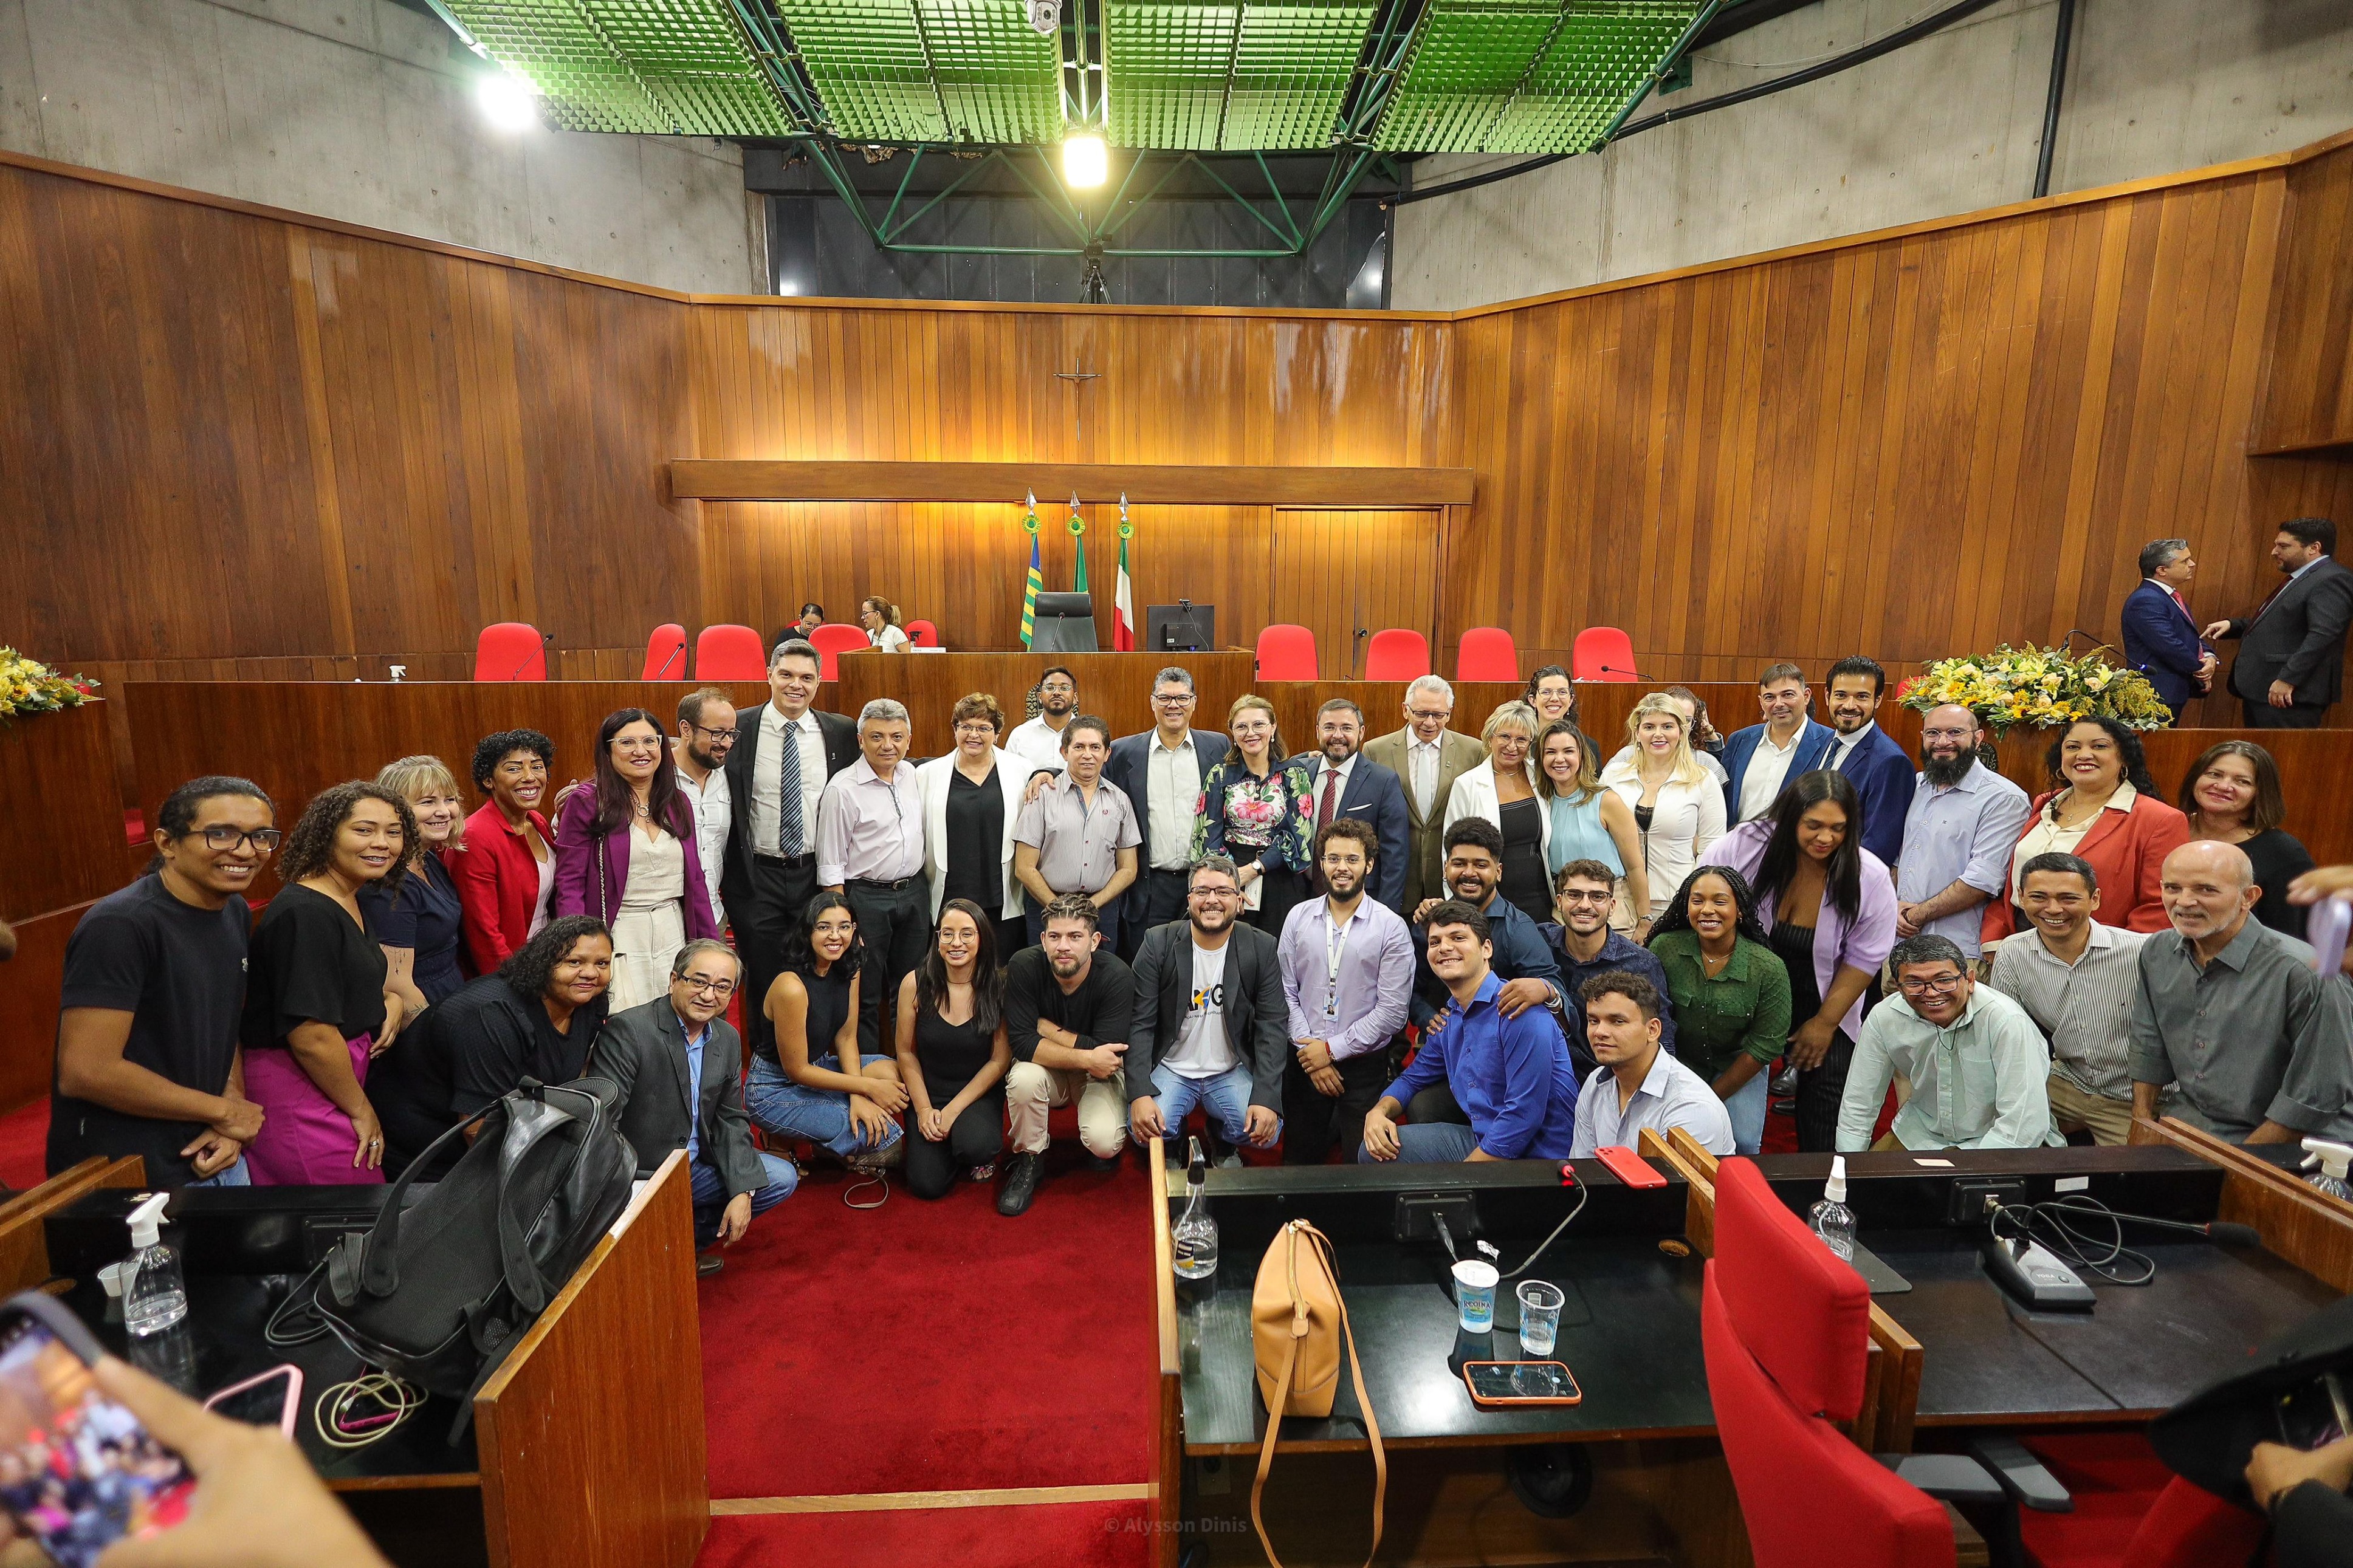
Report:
1243,866,1309,937
1120,868,1190,962
845,878,932,1051
736,852,819,1061
1794,1029,1857,1154
1282,1050,1393,1165
2239,696,2329,730
904,1087,1005,1199
1407,1081,1471,1127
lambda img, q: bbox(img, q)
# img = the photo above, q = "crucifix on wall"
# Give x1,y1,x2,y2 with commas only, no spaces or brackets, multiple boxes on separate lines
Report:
1054,353,1100,454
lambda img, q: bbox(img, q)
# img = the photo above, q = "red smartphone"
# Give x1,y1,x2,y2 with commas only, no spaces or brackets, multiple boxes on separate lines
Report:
1595,1145,1668,1189
203,1363,303,1439
1463,1360,1583,1407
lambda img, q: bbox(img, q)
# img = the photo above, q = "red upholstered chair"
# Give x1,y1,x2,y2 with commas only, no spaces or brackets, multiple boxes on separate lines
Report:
1705,1158,1957,1568
1572,626,1638,682
1455,627,1519,682
1256,623,1318,680
1364,628,1430,681
2013,1434,2263,1568
474,622,546,682
807,623,870,682
694,624,766,680
904,619,940,648
641,623,689,680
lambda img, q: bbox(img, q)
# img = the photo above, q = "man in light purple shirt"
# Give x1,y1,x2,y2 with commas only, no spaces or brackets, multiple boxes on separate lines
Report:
1277,819,1414,1163
817,699,928,1042
1895,705,2031,960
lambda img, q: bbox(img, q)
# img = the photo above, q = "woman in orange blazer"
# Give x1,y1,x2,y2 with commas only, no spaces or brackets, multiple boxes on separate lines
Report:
1982,716,2191,944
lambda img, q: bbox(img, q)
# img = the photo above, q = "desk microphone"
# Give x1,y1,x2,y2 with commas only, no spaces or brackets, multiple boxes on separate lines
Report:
655,640,685,679
509,633,554,682
1598,663,1657,682
2062,629,2115,656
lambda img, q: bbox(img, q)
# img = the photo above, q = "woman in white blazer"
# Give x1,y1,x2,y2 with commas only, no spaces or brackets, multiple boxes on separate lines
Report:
1442,701,1553,923
1599,693,1726,919
916,694,1030,950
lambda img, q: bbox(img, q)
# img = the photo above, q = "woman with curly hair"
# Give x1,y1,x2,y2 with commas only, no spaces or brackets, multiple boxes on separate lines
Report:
747,892,906,1177
1983,716,2190,943
1192,694,1313,934
1645,864,1792,1156
453,728,556,974
238,781,417,1183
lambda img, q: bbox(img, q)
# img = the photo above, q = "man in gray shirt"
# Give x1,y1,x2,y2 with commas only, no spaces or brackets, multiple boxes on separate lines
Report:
2130,841,2353,1143
1013,716,1142,949
1987,853,2148,1146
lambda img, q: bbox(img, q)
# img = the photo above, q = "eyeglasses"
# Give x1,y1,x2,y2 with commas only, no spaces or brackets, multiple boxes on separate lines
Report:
677,976,737,997
188,827,283,853
1407,709,1451,723
690,724,739,742
1896,973,1966,997
1153,693,1196,705
1554,890,1612,905
1189,885,1238,900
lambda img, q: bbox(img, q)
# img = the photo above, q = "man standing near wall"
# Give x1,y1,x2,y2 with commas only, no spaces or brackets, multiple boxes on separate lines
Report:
2202,518,2353,730
1362,676,1486,912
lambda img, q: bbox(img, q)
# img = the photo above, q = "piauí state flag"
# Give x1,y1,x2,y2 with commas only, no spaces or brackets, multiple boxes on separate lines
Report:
1112,532,1135,650
1019,539,1042,649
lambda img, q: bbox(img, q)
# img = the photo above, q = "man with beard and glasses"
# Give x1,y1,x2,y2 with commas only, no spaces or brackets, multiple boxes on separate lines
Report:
998,895,1136,1214
671,688,737,931
1129,856,1288,1166
1288,700,1410,911
1277,820,1413,1163
1895,704,2030,965
1408,818,1564,1031
1006,666,1081,775
1819,656,1914,864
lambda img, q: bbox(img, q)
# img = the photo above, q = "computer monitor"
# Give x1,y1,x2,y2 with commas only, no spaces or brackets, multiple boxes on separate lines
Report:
1144,601,1215,654
1029,591,1097,653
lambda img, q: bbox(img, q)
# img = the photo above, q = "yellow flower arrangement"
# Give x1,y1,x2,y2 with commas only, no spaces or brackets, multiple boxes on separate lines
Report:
0,650,97,721
1897,644,2170,734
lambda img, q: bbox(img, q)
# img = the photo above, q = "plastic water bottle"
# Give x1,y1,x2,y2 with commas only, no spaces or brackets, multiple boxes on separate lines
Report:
1172,1138,1218,1281
2303,1138,2353,1202
120,1193,187,1337
1810,1155,1858,1262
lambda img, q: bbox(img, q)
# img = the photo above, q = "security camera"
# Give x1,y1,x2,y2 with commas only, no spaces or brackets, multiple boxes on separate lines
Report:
1028,0,1059,33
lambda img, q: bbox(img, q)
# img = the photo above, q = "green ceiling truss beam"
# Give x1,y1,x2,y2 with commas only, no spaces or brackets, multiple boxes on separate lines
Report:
425,0,803,135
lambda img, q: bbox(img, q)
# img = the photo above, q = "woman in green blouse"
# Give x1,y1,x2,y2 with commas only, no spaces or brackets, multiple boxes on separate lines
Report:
1646,864,1791,1155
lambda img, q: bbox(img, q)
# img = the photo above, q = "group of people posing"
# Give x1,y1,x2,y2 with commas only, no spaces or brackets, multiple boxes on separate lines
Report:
47,635,2351,1271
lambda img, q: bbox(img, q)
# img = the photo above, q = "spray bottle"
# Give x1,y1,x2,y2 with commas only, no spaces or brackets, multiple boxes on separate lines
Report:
2302,1138,2353,1202
120,1193,187,1337
1810,1155,1858,1261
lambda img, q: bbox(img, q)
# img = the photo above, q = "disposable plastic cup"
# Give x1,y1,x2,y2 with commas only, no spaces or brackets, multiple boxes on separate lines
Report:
1517,1280,1565,1357
1452,1260,1499,1333
98,1262,125,1299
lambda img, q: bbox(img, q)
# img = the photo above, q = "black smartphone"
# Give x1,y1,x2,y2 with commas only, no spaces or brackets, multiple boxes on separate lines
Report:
0,1291,195,1567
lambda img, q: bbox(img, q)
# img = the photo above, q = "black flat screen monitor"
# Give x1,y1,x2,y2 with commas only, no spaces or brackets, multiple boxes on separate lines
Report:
1144,603,1215,654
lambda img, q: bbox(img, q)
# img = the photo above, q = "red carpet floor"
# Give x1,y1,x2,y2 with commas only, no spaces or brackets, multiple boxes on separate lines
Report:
0,1100,49,1190
699,1499,1151,1568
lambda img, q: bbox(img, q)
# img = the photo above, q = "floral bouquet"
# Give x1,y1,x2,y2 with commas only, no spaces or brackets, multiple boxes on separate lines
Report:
0,649,97,721
1895,644,2172,734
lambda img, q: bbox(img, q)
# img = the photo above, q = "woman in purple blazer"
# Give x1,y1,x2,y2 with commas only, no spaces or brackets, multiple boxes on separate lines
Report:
554,708,721,1012
1700,769,1898,1153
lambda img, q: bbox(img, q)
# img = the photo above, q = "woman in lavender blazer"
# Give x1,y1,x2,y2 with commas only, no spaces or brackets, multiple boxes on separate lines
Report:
1698,769,1898,1153
554,708,721,1012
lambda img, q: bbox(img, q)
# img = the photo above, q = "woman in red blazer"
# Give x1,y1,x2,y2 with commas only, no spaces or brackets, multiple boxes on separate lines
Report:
452,730,558,974
1982,716,2191,944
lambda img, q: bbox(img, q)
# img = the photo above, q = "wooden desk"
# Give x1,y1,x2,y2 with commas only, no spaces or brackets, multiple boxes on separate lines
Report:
833,650,1255,757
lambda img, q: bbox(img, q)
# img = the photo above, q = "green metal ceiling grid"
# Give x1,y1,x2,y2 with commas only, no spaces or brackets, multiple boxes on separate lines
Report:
437,0,801,135
1372,0,1702,155
773,0,1060,142
1103,0,1378,151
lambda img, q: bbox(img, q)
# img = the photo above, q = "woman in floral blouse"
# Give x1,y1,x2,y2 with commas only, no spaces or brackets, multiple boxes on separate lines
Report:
1192,694,1314,933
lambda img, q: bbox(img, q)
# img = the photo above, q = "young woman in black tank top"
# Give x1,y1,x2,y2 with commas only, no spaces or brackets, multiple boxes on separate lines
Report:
895,899,1012,1200
746,892,910,1169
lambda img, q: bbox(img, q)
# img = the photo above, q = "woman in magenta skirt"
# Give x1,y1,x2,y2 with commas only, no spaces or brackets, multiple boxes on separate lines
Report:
240,781,417,1184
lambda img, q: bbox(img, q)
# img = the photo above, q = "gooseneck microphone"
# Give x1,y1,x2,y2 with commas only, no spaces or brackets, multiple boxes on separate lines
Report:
1599,663,1658,682
655,639,685,679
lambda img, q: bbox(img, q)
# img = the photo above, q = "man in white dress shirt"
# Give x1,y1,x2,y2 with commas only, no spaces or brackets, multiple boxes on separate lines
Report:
1005,666,1080,775
1361,676,1486,913
670,688,735,931
817,700,929,1040
1570,971,1734,1157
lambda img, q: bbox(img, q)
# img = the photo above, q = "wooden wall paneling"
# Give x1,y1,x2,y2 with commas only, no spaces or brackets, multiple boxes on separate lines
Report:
670,459,1475,507
2142,1117,2353,1293
1269,510,1440,680
0,904,92,1116
832,652,1254,758
0,706,133,921
0,1157,148,1292
2256,140,2353,452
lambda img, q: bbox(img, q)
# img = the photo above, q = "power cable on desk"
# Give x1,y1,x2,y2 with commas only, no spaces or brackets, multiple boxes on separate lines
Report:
1988,1195,2155,1287
1498,1180,1589,1282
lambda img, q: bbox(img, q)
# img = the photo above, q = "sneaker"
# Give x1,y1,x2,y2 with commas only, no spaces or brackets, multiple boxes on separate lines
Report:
1209,1135,1243,1170
846,1140,902,1174
966,1162,997,1182
1081,1149,1122,1173
696,1254,724,1278
996,1151,1044,1216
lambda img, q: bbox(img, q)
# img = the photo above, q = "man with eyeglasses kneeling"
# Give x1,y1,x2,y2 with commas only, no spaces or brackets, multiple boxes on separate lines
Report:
1834,933,2059,1153
594,939,798,1277
51,776,280,1187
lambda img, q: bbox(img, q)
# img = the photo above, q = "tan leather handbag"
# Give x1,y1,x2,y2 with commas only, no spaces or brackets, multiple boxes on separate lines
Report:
1249,1219,1385,1567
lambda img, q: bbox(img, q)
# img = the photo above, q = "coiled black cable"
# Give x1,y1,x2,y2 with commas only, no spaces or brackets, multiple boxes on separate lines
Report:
1987,1194,2155,1287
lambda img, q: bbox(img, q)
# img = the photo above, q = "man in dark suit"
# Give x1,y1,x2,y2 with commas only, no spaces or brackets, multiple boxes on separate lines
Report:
1289,699,1411,911
1099,666,1228,962
2120,538,2217,722
1127,855,1290,1165
721,637,859,1058
2204,518,2353,730
590,940,797,1274
1719,663,1835,824
1820,656,1915,864
1361,676,1486,911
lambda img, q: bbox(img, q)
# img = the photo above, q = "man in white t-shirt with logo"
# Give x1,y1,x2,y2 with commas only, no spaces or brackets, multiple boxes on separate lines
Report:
1128,855,1289,1166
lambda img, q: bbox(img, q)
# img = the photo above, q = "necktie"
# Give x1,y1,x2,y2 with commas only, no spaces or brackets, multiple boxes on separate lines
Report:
1317,765,1340,829
778,717,804,858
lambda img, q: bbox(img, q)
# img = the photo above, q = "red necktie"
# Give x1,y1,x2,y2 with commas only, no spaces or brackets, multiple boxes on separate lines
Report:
1317,767,1340,829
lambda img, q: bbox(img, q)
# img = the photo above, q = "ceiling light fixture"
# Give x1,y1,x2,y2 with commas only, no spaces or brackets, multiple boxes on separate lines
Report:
476,71,542,133
1063,134,1108,189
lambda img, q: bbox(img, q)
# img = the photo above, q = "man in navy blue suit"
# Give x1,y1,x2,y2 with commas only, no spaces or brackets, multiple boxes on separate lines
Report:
2119,538,2217,724
1290,699,1411,912
1719,663,1835,825
1819,656,1915,865
1099,666,1228,960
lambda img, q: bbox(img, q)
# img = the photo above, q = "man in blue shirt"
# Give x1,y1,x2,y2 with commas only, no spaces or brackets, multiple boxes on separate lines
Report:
592,940,799,1275
1361,902,1580,1163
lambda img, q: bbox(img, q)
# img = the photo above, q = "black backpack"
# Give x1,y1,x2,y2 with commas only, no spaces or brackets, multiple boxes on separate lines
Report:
269,1075,639,1436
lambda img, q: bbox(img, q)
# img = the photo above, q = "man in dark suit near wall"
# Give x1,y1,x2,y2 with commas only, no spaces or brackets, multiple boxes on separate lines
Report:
1820,656,1915,866
1288,699,1411,912
1100,665,1227,962
2203,518,2353,730
2120,538,2217,724
721,637,858,1058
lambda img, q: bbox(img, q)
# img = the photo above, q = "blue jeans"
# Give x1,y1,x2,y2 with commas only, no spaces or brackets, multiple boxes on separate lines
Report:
1359,1122,1483,1163
188,1157,252,1188
689,1151,799,1248
1723,1072,1769,1157
1138,1062,1275,1149
746,1055,903,1158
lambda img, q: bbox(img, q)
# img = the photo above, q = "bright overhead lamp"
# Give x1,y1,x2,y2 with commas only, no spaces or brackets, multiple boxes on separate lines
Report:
476,70,542,134
1063,134,1108,189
